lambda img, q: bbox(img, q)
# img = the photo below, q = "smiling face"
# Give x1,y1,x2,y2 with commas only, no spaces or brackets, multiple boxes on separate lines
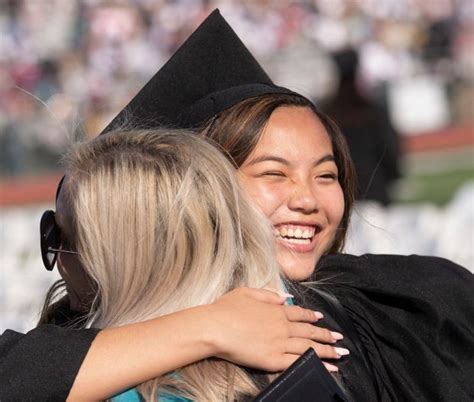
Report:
238,106,345,280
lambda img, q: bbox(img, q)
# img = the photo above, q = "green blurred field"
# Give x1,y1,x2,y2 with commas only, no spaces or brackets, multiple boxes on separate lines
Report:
393,147,474,205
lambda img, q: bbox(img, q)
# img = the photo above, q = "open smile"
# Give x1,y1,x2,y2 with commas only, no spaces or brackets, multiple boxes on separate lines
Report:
273,223,321,252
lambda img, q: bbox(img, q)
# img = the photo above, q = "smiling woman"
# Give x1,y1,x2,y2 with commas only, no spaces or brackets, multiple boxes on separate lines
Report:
201,95,354,281
238,107,345,281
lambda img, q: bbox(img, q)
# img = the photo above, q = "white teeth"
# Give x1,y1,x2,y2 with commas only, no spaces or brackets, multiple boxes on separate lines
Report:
273,225,317,240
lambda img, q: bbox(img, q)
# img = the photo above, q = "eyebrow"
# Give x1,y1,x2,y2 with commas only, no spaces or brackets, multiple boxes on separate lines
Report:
246,154,336,167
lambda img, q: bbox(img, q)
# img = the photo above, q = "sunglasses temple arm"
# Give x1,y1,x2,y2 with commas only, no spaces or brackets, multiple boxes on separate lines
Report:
48,247,79,255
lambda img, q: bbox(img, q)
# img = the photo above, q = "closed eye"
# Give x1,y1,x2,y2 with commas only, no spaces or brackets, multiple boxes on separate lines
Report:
263,171,285,177
318,173,338,180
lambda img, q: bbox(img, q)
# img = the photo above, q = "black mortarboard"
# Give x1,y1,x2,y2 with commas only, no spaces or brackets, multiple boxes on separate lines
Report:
53,10,298,201
101,9,295,133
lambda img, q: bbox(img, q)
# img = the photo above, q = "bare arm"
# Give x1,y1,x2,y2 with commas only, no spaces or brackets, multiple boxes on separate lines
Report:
69,288,342,401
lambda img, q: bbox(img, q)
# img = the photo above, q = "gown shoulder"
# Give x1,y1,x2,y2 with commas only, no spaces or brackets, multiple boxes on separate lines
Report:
304,253,474,401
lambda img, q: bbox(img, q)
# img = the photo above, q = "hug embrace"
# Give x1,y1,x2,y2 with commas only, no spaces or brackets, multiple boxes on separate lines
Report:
1,9,473,402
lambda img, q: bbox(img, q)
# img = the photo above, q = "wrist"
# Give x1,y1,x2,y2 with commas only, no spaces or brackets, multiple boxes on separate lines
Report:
194,303,223,358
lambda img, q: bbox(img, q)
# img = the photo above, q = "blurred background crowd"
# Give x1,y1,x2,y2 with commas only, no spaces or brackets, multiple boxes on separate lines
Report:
1,0,473,332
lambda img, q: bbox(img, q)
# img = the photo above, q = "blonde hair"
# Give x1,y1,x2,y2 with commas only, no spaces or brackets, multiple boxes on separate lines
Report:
62,129,282,401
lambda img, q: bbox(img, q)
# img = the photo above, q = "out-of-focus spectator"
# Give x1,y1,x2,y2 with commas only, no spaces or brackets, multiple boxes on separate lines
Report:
323,48,401,205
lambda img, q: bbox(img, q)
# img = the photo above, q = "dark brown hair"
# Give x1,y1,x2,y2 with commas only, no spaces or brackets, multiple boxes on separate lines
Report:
200,93,356,253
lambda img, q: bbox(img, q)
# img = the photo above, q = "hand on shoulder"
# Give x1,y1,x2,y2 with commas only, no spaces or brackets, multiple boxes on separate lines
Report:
206,287,343,372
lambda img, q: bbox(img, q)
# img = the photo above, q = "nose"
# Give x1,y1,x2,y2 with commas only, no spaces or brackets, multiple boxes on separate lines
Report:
287,178,319,214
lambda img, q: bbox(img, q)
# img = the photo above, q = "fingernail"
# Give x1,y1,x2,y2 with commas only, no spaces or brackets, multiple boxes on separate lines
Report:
314,311,324,320
278,292,294,298
323,362,339,372
331,331,344,341
335,347,350,357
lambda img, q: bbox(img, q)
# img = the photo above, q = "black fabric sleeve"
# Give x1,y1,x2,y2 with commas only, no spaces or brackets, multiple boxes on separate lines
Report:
314,254,474,402
0,325,99,401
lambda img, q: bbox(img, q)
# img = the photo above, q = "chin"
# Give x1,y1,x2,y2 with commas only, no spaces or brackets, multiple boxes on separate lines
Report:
281,263,316,281
277,247,321,281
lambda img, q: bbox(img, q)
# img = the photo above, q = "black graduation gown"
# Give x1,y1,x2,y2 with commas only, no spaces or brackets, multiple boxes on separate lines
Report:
0,320,98,401
292,254,474,401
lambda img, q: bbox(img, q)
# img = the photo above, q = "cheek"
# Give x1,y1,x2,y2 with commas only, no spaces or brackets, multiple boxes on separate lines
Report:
239,179,286,220
57,254,72,281
326,185,345,225
58,255,89,293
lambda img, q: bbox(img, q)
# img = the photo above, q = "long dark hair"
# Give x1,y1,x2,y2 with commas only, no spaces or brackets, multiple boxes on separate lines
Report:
200,93,356,253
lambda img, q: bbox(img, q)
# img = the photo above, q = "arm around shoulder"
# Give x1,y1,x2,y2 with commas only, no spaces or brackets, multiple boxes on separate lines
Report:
69,288,329,401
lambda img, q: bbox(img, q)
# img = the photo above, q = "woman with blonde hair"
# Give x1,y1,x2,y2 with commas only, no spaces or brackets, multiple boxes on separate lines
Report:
50,128,300,401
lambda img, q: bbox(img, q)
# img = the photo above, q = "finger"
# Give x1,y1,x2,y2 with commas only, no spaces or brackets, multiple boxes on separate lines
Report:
284,305,321,323
323,362,339,373
315,343,349,360
288,322,339,344
286,338,345,360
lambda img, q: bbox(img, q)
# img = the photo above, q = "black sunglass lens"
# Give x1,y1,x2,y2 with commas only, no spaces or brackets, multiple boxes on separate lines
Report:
42,212,60,246
40,210,60,270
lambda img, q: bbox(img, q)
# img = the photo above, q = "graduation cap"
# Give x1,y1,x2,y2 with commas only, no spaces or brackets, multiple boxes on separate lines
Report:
101,8,296,133
51,10,299,202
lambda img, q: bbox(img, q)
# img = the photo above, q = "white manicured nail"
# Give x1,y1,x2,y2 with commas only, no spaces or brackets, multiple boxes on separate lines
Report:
335,347,350,356
323,362,339,372
314,311,324,319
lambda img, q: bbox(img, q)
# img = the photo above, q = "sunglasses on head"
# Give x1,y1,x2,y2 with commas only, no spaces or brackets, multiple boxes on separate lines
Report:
40,209,79,271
